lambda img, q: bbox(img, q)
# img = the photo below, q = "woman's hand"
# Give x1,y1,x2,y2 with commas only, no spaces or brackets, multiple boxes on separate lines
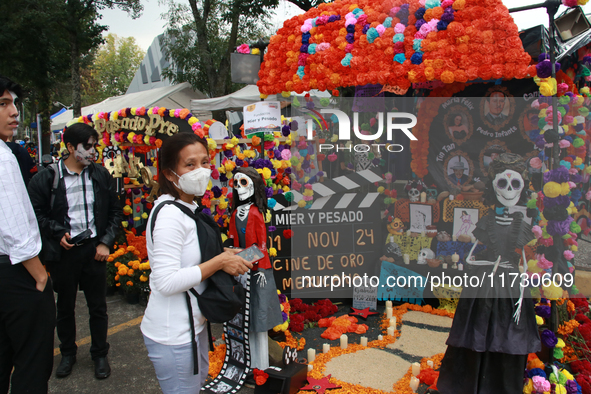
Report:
220,250,253,276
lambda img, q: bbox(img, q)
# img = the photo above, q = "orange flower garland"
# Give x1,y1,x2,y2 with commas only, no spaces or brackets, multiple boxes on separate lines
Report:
258,0,532,95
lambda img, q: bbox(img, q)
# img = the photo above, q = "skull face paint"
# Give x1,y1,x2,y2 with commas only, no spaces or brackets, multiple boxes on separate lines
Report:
493,169,524,207
234,172,254,201
75,138,97,166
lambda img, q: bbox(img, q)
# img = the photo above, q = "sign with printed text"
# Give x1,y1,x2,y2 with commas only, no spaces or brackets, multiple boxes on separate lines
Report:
353,285,378,311
243,101,281,135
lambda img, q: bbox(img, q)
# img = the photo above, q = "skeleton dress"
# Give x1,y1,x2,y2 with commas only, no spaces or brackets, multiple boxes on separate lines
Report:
437,210,540,394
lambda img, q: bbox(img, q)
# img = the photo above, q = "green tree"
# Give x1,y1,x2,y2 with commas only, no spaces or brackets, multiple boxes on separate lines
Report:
0,0,70,152
161,0,275,99
83,33,145,105
62,0,144,117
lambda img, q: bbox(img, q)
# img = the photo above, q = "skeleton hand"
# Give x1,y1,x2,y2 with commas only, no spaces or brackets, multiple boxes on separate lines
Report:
254,272,267,287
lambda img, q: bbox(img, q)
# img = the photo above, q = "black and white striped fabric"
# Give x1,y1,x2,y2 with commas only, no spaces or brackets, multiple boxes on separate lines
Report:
60,161,97,238
273,167,383,211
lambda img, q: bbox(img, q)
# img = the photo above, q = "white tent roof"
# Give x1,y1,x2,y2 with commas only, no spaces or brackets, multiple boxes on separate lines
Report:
51,82,208,131
190,85,332,112
190,85,275,112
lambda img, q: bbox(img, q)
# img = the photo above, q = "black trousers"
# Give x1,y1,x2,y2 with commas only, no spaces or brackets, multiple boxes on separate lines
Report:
0,258,56,394
47,241,109,360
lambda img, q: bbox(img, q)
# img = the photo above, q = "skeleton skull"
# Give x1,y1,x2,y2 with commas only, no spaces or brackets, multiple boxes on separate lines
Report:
234,173,254,201
493,169,523,207
385,242,402,257
408,188,420,202
417,248,435,265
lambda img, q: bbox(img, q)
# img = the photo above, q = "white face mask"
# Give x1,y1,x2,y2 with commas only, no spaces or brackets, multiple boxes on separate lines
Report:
172,167,211,196
74,140,96,166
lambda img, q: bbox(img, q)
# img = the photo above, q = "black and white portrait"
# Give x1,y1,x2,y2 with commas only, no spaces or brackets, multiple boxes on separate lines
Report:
223,365,244,382
230,340,245,364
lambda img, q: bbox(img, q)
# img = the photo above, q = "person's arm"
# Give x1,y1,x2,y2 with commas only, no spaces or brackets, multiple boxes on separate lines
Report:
97,166,123,249
0,155,47,290
149,206,252,297
28,167,69,240
21,256,48,292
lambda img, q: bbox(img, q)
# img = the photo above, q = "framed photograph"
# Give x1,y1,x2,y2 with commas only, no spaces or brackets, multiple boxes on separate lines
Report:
230,340,245,364
223,365,244,382
452,208,479,238
409,204,432,233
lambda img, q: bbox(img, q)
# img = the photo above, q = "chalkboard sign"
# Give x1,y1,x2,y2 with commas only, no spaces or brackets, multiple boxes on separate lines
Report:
271,192,382,298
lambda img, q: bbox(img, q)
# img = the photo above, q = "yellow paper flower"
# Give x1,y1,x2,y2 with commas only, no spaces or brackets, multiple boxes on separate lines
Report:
140,275,148,282
536,315,544,325
543,283,563,300
141,212,148,219
269,247,277,257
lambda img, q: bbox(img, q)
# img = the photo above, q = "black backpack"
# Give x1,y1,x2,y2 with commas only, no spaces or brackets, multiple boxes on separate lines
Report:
149,200,246,323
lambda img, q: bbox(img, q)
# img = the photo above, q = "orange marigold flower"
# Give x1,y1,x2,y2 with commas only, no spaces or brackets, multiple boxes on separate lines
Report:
126,281,133,286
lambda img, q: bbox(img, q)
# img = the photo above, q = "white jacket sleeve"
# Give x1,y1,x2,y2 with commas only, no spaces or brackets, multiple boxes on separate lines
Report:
148,205,203,296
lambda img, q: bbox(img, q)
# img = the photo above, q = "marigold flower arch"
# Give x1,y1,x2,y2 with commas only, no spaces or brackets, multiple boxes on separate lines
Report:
257,0,536,95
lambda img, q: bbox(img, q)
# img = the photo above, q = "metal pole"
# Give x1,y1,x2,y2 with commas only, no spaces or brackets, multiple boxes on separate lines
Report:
36,113,42,166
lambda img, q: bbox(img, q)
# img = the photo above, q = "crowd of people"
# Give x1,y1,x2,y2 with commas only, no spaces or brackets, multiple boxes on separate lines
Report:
0,75,255,393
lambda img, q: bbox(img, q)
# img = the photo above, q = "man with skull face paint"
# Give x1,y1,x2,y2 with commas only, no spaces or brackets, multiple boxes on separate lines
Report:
228,167,283,384
437,154,540,394
28,123,122,380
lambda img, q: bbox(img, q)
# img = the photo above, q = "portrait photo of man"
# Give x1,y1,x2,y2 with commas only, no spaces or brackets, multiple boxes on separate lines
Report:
484,91,509,126
447,156,470,186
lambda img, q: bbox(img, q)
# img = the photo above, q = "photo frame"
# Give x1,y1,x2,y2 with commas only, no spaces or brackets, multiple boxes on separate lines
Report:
409,204,433,233
452,207,479,238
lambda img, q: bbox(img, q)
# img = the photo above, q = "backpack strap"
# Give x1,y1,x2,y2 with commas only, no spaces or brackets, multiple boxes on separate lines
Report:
149,200,217,372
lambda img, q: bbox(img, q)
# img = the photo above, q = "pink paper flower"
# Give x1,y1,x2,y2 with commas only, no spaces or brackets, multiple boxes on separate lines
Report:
559,140,571,148
532,225,543,239
532,376,550,393
564,250,575,260
537,255,553,269
530,157,543,169
237,44,250,54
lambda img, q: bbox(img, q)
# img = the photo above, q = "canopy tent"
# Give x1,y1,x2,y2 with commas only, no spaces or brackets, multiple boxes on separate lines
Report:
51,82,207,131
190,85,277,112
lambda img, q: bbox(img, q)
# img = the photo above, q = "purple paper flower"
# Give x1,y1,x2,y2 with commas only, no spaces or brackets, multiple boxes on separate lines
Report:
211,186,222,198
541,329,558,348
266,187,273,198
281,311,288,322
268,226,276,232
279,294,287,303
201,208,211,216
535,305,551,319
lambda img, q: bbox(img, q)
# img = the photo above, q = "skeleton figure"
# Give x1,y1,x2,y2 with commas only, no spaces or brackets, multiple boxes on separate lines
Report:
492,170,524,208
234,172,255,221
417,248,435,264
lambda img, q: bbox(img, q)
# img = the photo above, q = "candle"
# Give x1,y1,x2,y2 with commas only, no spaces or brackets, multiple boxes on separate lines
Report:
420,192,427,203
471,236,476,243
308,364,313,372
340,334,348,349
452,235,457,241
307,348,315,363
390,235,394,243
387,326,395,336
442,263,448,269
420,231,425,237
386,307,393,319
403,254,410,265
385,300,392,308
406,230,411,237
458,263,464,271
412,362,421,376
427,360,434,368
323,343,330,354
452,253,460,263
410,376,420,392
378,335,383,341
360,336,368,347
449,194,455,201
389,317,397,327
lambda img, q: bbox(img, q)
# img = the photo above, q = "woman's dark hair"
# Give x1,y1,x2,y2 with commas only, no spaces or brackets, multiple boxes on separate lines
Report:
0,76,23,100
484,153,530,206
462,211,468,215
63,123,99,149
231,167,268,215
158,132,208,200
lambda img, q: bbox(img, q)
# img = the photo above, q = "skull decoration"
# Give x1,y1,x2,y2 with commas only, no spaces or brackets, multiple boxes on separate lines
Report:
426,187,438,201
387,217,404,235
408,188,420,202
385,242,402,257
405,180,426,203
234,173,254,201
493,170,523,207
417,248,435,265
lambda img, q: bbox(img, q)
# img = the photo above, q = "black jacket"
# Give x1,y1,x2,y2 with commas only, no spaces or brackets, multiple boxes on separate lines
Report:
28,160,122,262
